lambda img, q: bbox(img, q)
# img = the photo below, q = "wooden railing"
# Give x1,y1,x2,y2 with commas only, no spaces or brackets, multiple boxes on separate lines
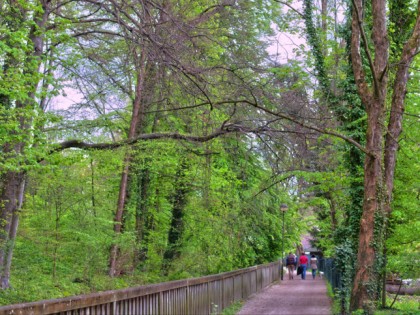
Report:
0,261,280,315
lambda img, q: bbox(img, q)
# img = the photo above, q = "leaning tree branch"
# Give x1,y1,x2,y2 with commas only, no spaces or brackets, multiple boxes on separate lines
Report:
49,123,259,155
253,174,295,198
275,0,304,18
48,90,371,158
251,103,373,157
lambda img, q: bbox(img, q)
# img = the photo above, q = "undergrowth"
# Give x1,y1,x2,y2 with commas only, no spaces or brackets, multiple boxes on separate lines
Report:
0,271,166,306
326,281,342,315
373,294,420,315
221,301,243,315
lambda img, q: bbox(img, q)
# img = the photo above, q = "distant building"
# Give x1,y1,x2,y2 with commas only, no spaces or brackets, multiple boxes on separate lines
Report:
301,234,323,257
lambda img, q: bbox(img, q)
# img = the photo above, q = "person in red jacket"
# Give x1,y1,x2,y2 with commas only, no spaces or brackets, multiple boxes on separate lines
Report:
298,253,308,280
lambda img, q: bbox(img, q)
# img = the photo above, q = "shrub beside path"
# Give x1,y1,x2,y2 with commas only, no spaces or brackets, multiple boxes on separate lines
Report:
236,272,332,315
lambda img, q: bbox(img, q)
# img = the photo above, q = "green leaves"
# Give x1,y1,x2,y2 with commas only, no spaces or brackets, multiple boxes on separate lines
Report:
386,57,420,280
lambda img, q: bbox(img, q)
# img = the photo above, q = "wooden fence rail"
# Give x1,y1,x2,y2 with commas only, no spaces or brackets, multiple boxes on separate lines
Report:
0,261,280,315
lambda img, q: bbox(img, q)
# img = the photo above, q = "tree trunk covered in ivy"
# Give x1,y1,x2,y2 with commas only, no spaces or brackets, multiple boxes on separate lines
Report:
0,0,51,288
162,158,190,274
134,162,152,267
109,55,148,276
302,0,420,311
349,0,420,311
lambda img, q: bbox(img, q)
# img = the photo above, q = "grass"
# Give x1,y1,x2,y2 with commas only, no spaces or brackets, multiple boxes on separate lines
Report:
324,279,419,315
220,301,243,315
373,294,420,315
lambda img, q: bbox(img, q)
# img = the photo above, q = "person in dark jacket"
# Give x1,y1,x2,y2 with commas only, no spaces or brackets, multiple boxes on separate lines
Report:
286,252,296,280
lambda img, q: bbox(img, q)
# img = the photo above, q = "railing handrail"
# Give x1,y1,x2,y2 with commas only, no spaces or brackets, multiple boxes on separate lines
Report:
0,261,280,315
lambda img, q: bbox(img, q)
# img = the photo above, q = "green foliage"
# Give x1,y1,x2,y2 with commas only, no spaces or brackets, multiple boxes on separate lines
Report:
389,0,418,61
386,56,420,281
373,294,420,315
327,281,342,315
221,301,243,315
1,0,418,311
303,0,329,94
1,132,302,303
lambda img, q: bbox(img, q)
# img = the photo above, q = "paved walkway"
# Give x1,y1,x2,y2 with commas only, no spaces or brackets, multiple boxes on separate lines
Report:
237,270,332,315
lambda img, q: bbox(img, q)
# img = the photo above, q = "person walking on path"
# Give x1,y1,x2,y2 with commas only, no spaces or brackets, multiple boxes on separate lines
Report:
299,253,308,280
310,254,318,280
286,252,295,280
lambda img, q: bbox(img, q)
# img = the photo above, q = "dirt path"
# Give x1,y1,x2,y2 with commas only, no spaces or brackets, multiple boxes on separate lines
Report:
236,271,332,315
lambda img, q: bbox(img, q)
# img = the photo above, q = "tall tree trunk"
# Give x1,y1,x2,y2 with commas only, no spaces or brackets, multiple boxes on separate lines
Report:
350,0,389,308
109,157,131,276
108,48,163,275
0,0,51,288
132,60,161,269
350,105,384,309
109,53,147,276
349,0,420,311
2,210,20,289
0,172,25,289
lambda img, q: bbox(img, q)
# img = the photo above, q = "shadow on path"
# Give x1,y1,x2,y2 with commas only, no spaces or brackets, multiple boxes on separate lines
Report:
237,271,332,315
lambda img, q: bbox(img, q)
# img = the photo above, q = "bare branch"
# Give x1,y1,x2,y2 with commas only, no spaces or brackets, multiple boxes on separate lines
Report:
350,0,373,106
351,0,378,86
275,1,304,18
253,174,294,197
251,103,373,157
49,122,260,155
